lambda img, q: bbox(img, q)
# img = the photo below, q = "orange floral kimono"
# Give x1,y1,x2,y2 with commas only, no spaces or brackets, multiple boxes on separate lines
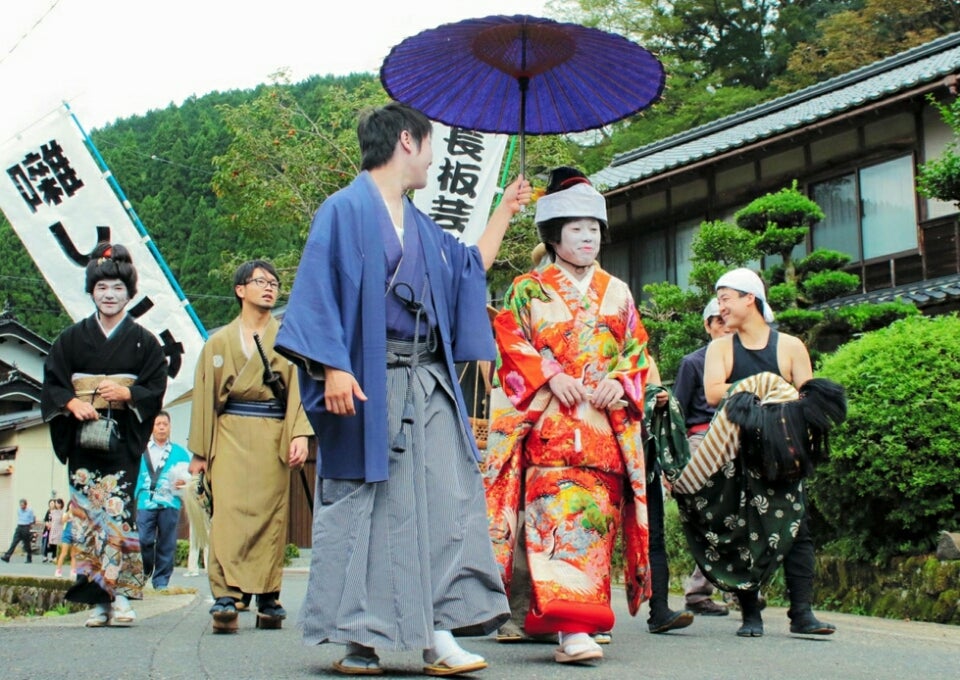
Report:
484,263,652,635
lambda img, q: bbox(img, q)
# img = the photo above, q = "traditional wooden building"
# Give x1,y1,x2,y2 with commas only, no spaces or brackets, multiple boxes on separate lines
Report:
0,308,65,545
591,32,960,314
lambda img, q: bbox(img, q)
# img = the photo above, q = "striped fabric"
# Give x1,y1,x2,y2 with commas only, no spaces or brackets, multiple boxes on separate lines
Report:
298,355,509,651
673,372,798,495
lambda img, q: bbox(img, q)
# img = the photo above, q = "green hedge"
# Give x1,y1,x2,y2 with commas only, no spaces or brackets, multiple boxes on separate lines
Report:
811,314,960,562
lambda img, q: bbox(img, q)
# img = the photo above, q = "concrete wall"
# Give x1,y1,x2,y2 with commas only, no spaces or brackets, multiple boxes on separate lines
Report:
0,424,68,549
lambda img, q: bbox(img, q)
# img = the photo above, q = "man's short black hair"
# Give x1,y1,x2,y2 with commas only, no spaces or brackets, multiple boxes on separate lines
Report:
233,259,280,307
357,103,432,171
728,288,766,318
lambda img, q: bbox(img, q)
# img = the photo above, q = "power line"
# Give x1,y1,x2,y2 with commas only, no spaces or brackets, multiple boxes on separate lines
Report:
0,273,246,303
0,0,62,69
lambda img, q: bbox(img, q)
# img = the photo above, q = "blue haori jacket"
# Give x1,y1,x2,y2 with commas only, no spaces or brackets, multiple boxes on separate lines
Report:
275,171,495,483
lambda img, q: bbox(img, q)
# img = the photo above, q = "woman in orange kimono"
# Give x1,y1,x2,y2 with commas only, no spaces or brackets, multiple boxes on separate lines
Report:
484,168,652,664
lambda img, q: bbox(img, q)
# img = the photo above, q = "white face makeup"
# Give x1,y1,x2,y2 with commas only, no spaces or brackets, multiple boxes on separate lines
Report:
92,279,129,319
553,218,601,269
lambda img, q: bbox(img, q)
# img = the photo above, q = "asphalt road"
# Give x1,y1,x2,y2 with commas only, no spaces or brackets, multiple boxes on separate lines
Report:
1,557,958,679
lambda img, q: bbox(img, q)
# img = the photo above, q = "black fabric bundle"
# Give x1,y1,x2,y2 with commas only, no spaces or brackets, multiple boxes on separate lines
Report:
724,378,847,482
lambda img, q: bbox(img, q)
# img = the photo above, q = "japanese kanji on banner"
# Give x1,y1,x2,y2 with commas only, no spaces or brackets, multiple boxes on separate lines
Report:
413,123,509,245
0,106,206,404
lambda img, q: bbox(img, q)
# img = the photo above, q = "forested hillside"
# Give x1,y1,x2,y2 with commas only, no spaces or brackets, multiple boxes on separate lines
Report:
2,0,955,338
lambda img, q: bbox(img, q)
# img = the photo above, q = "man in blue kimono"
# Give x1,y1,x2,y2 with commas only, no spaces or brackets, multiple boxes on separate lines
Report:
276,102,530,676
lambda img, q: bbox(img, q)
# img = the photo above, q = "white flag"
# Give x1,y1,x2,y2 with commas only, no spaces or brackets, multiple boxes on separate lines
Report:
0,106,206,403
413,123,509,245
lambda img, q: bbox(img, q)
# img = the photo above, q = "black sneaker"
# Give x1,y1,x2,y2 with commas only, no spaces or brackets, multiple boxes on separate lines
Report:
648,609,694,634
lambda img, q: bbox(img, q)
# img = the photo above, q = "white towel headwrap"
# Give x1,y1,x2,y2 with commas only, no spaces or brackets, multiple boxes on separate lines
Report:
534,182,607,226
715,268,775,323
702,297,721,321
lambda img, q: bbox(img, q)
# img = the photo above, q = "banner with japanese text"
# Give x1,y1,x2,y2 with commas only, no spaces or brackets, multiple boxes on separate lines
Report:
413,123,509,245
0,107,206,404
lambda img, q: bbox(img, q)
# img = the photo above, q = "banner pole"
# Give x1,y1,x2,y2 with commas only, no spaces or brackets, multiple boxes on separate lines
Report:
492,135,518,209
63,102,208,340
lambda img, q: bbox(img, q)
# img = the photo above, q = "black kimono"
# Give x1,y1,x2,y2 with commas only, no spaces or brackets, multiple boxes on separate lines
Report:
41,314,168,603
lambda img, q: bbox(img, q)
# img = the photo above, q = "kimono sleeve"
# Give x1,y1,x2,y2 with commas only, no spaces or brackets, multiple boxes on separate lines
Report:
435,228,496,362
40,329,80,464
493,276,563,410
275,199,357,378
188,342,217,460
604,292,651,409
40,330,79,420
127,325,168,419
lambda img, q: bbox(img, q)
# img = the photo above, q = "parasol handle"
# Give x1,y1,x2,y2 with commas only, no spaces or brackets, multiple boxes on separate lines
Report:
519,76,529,180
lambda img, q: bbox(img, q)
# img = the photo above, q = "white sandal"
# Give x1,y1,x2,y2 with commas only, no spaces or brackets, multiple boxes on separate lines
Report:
112,606,136,624
423,632,487,677
423,650,488,677
554,632,603,663
112,596,136,625
84,604,112,628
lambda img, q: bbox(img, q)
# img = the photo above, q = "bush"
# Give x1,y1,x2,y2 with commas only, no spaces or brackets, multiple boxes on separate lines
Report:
767,282,798,309
734,181,825,232
811,314,960,562
835,301,919,333
754,226,809,257
639,282,707,379
773,308,823,335
797,249,852,276
175,539,189,567
802,270,861,303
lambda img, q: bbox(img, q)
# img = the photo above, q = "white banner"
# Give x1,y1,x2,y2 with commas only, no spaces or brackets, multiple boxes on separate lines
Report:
413,123,509,245
0,107,206,404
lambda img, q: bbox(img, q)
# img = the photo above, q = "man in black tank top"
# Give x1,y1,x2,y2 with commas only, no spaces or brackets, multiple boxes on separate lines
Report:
703,268,836,638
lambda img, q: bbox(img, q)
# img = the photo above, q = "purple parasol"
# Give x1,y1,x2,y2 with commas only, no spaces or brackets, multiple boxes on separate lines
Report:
380,14,666,174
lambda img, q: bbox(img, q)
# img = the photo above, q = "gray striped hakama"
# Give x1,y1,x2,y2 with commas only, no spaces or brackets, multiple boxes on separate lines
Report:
299,343,509,651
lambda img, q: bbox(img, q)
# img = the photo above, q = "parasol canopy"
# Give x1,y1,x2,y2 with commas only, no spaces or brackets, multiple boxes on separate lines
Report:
380,14,666,174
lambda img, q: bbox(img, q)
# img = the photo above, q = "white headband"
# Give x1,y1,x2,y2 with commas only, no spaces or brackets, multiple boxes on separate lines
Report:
534,182,607,226
716,268,775,323
702,297,721,321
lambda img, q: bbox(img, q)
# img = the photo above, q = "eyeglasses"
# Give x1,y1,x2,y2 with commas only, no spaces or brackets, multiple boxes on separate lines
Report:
245,277,281,291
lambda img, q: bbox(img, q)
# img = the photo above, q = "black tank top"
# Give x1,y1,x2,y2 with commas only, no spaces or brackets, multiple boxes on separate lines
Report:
729,330,782,382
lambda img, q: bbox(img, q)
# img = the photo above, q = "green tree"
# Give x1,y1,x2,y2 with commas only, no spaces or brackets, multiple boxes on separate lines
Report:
776,0,958,91
551,0,845,90
211,73,388,282
0,219,70,339
917,93,960,206
734,180,824,291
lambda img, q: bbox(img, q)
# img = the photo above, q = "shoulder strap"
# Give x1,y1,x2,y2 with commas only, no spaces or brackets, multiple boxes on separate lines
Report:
144,447,167,492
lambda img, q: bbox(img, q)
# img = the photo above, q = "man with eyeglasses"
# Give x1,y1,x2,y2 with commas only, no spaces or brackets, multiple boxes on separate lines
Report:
188,259,314,633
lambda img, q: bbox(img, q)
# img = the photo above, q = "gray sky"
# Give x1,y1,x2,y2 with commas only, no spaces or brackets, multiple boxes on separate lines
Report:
0,0,548,140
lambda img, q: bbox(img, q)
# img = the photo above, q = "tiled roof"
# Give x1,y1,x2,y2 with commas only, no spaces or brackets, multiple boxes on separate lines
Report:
592,32,960,191
812,273,960,310
0,408,42,431
0,314,52,353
